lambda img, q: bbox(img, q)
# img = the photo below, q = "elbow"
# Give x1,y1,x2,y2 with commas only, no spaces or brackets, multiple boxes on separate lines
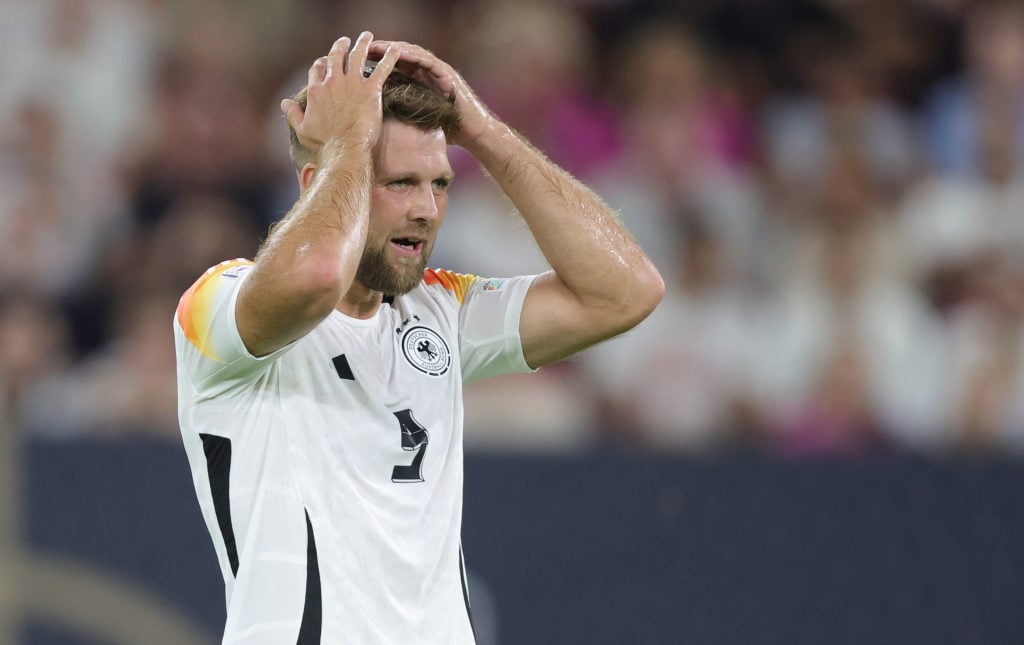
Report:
642,264,667,313
287,254,351,317
621,262,665,330
588,264,664,340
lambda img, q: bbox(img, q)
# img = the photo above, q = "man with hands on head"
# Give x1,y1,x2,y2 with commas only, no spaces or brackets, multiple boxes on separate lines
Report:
174,31,662,644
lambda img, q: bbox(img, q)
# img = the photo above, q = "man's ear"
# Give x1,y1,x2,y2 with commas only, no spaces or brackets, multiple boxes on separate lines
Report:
299,163,317,191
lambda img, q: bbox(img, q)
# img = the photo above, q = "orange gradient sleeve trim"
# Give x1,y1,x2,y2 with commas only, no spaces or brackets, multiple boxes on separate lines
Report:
177,259,253,362
423,268,476,304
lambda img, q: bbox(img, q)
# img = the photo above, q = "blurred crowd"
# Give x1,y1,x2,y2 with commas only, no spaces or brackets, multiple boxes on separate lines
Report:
4,0,1024,458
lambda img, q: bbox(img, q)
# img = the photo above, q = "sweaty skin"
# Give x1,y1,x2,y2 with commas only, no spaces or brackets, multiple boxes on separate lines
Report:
240,32,663,365
368,40,665,367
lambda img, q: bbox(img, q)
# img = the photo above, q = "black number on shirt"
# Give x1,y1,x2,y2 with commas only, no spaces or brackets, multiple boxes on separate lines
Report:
391,409,429,483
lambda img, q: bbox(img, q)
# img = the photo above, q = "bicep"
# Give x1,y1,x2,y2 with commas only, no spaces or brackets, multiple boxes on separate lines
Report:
235,275,325,358
519,272,631,369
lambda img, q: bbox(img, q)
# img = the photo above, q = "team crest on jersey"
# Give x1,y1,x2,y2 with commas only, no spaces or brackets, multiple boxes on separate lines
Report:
401,326,451,377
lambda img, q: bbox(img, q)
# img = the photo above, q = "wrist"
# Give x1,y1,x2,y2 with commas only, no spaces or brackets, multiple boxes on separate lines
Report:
318,135,372,163
458,116,515,160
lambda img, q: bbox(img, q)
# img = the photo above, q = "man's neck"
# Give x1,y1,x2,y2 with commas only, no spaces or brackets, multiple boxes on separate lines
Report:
337,282,385,319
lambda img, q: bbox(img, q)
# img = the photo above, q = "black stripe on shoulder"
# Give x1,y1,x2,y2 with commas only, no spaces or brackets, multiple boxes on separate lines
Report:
297,510,322,644
199,433,239,576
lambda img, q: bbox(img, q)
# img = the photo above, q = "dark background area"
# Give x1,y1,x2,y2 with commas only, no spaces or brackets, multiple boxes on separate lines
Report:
23,438,1024,644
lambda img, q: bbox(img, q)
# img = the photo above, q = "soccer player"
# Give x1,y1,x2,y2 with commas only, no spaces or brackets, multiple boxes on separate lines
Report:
174,32,663,643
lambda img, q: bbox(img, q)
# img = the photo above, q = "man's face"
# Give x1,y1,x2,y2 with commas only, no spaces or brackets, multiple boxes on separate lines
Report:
357,120,453,295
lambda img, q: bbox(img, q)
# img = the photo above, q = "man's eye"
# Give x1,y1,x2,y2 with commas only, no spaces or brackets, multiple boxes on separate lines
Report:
432,179,450,191
389,179,408,188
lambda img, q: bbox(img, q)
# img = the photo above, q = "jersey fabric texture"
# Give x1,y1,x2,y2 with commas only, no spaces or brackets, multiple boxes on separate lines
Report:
174,259,537,644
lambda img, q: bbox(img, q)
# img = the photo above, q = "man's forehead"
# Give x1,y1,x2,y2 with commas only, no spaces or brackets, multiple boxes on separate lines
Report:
374,121,450,169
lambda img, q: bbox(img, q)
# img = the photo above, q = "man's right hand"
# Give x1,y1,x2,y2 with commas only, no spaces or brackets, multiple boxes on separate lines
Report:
281,31,400,155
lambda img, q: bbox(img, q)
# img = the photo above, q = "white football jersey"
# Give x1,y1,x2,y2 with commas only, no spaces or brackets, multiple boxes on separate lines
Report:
174,259,536,644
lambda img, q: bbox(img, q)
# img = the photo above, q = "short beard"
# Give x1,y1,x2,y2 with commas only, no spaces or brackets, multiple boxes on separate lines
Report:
355,244,427,296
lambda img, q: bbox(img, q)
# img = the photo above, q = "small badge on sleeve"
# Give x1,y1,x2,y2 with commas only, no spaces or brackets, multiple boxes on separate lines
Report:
481,278,507,292
222,265,251,279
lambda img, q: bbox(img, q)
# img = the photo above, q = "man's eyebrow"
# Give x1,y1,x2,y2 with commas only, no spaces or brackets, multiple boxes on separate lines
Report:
378,172,414,182
379,171,455,182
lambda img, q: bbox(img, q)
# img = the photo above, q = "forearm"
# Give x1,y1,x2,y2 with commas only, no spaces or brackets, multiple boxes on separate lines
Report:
465,122,663,316
238,140,372,354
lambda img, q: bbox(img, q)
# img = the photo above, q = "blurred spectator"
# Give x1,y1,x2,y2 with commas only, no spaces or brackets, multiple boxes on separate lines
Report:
897,60,1024,453
591,19,761,293
0,97,126,301
0,1,163,310
318,0,445,52
938,252,1024,455
771,333,890,458
827,0,954,108
454,0,620,180
123,8,279,235
0,292,72,423
52,7,285,358
127,192,263,297
23,292,180,440
0,0,162,183
760,27,920,219
749,142,949,455
461,366,598,453
0,164,92,299
900,90,1024,284
921,0,1024,179
581,219,757,452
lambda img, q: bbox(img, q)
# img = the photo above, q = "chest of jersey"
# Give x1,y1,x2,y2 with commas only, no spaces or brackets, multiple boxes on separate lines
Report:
275,299,463,489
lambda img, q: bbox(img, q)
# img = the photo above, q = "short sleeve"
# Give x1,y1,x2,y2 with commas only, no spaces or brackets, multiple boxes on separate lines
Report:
454,273,539,383
174,259,293,389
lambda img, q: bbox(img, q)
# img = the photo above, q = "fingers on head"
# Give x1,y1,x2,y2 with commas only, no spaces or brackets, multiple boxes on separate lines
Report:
353,31,374,53
327,36,352,75
373,45,401,78
349,31,374,69
368,39,396,53
308,56,328,86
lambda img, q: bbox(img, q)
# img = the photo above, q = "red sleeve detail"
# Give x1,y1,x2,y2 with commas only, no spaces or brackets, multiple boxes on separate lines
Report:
423,268,476,304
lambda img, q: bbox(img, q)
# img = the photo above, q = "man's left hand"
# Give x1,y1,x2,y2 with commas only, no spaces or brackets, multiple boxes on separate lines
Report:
368,40,497,149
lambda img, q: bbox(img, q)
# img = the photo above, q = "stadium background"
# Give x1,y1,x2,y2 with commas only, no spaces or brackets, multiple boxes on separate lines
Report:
3,0,1024,642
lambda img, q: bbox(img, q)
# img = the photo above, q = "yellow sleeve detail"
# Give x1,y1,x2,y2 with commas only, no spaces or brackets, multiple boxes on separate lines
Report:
176,259,253,361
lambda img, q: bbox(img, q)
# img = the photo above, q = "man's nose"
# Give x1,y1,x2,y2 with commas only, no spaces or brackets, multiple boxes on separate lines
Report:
409,184,440,221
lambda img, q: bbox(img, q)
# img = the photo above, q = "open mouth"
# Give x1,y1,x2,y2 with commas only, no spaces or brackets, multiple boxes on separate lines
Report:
390,237,424,256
